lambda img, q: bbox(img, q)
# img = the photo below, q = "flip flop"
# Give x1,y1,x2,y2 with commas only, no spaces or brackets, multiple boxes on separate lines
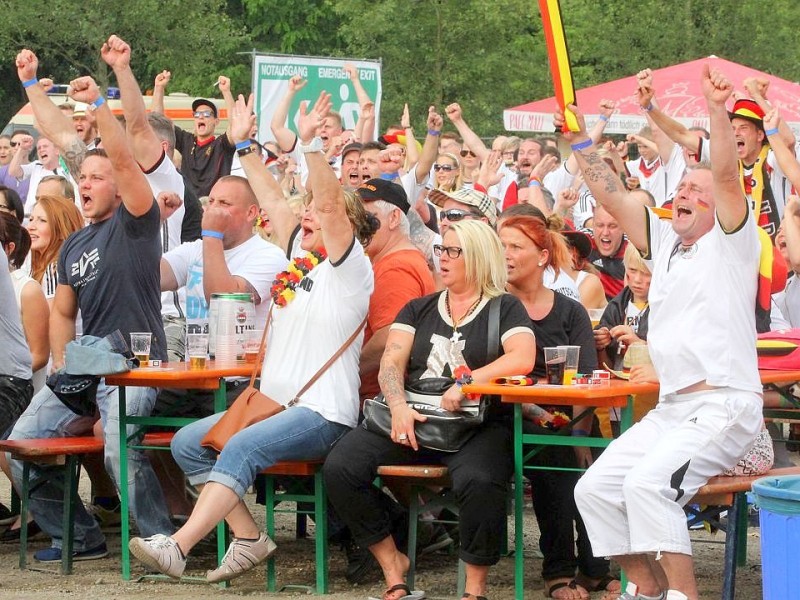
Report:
368,583,426,600
546,579,582,599
575,573,621,593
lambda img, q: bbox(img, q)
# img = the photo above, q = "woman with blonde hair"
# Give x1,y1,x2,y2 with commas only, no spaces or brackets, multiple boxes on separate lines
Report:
26,194,84,302
433,152,462,192
325,219,536,600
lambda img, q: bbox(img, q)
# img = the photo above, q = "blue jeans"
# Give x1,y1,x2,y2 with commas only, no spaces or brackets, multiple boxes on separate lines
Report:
7,381,174,551
171,406,350,498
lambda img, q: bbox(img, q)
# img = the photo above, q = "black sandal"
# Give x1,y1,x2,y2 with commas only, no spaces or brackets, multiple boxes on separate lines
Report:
575,573,621,593
545,579,578,598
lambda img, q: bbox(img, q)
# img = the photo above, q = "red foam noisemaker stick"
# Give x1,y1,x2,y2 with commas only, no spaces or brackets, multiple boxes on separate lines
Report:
539,0,579,132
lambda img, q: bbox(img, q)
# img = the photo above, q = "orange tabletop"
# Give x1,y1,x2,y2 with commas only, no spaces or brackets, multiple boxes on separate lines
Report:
105,360,252,390
758,369,800,385
463,379,659,407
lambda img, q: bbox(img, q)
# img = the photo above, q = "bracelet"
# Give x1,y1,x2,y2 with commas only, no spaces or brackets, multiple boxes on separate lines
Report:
237,146,253,157
598,115,609,122
528,177,542,188
571,429,590,437
643,102,654,112
89,96,106,111
235,140,251,151
22,78,38,89
427,129,441,136
765,127,780,137
201,229,224,240
570,139,592,152
380,172,399,181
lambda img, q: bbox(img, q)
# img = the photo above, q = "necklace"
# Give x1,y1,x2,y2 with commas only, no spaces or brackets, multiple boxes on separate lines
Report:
445,290,484,344
270,249,327,307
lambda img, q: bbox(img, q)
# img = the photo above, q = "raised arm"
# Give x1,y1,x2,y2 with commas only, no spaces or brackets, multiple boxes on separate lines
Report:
217,76,235,145
151,70,170,115
7,134,33,180
784,196,800,270
556,104,648,251
102,35,163,170
344,63,374,142
69,76,153,216
562,99,616,175
15,49,86,179
270,75,307,152
297,92,353,262
400,104,420,168
764,109,800,192
445,103,489,161
233,94,298,253
413,106,444,184
702,65,748,231
636,68,703,155
745,77,795,150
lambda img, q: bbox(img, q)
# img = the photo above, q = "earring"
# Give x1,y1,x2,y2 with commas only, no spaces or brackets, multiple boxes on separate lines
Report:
538,262,544,267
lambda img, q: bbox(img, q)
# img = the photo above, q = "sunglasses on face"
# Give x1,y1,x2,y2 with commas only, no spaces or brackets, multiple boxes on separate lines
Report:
439,209,480,222
10,142,19,147
433,244,464,259
460,150,477,158
193,111,215,119
433,163,456,172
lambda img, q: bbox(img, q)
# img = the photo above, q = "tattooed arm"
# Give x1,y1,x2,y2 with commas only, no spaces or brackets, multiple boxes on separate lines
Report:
555,104,649,252
379,329,428,450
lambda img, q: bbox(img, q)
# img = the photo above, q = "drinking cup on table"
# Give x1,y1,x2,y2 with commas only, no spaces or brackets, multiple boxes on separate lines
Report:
187,333,209,370
244,329,264,364
543,347,566,385
558,345,581,385
130,332,152,367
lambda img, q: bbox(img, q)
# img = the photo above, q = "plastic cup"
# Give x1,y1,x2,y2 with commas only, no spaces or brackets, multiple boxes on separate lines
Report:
186,333,209,370
558,345,581,385
623,343,651,372
244,329,264,364
544,347,566,385
587,308,605,327
130,332,152,366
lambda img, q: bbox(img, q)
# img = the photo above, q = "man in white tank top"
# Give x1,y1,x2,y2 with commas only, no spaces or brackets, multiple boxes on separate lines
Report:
562,66,763,600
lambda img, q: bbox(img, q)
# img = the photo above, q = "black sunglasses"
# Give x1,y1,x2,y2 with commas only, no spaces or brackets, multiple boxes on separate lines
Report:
433,163,456,172
439,209,480,222
433,244,464,259
460,150,477,158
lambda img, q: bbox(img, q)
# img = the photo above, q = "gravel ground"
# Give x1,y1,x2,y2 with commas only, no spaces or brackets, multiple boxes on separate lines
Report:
0,472,765,599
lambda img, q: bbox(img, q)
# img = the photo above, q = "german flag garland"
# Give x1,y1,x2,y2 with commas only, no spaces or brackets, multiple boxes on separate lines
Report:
270,249,327,307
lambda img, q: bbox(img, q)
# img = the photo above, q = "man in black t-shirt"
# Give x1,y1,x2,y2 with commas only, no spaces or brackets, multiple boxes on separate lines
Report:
7,63,173,563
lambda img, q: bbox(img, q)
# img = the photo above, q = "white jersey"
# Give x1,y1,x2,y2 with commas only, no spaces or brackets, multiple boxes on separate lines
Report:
645,209,761,395
261,239,374,428
543,266,581,302
21,162,77,216
163,235,288,334
772,275,800,328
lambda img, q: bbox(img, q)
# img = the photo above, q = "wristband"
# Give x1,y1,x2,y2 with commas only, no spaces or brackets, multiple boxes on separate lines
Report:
570,139,592,152
22,78,38,89
598,115,609,122
427,129,441,136
380,172,399,181
571,429,590,437
201,229,224,240
237,146,253,157
235,140,251,151
765,127,779,137
89,96,106,111
643,102,654,112
529,177,542,188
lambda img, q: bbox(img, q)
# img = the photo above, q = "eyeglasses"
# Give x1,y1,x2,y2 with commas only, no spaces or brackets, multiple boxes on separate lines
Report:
433,244,463,259
433,164,456,172
193,111,215,119
10,142,18,147
460,150,477,158
439,209,480,222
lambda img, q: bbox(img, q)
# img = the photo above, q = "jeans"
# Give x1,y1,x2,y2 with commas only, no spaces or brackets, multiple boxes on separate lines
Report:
171,406,350,498
7,381,174,551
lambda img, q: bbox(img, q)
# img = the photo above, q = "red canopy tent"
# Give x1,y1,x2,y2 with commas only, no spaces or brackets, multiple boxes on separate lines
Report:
504,56,800,135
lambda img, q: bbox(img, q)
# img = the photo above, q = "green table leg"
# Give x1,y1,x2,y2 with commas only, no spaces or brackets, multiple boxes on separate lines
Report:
314,469,328,594
119,385,131,580
19,462,30,570
514,404,524,600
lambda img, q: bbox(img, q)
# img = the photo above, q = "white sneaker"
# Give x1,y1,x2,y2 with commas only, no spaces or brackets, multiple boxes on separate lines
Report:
206,532,277,583
616,582,666,600
665,592,689,600
129,534,186,579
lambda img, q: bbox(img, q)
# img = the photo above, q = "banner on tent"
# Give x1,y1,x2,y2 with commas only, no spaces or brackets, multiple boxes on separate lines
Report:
251,54,382,143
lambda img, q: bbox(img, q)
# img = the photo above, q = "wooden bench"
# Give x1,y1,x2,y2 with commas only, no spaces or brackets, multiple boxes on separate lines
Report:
689,466,800,600
260,460,328,594
0,432,174,575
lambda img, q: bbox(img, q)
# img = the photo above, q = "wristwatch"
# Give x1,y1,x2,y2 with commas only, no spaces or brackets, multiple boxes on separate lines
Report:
297,137,323,154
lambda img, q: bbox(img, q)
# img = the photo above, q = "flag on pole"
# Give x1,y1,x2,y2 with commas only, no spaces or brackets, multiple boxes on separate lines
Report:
539,0,579,132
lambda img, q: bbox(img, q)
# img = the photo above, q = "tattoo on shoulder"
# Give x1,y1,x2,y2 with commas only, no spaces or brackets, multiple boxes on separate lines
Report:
62,139,88,182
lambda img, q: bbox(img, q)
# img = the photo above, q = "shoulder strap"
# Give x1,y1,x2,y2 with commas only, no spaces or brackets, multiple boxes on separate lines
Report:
248,305,273,387
288,316,369,405
486,295,502,363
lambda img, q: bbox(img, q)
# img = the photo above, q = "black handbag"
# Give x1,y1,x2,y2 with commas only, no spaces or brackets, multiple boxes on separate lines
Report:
362,295,502,452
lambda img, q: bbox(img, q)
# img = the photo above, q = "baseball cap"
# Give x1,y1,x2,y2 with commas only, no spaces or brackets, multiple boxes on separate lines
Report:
562,221,592,260
72,102,88,118
429,188,497,227
192,99,218,118
357,179,410,214
728,98,765,128
342,142,363,160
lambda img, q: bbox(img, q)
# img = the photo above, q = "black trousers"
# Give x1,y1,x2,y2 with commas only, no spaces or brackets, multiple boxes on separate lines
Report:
524,420,610,580
324,421,513,566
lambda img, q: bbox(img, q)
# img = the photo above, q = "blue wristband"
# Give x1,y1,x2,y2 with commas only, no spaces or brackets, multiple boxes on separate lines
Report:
643,102,654,112
201,229,224,240
427,129,441,136
598,115,609,122
235,140,251,150
529,179,542,188
765,127,779,137
570,139,592,152
22,78,38,89
90,96,106,111
380,173,399,181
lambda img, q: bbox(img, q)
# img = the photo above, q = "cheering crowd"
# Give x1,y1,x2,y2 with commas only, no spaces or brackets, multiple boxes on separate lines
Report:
1,33,800,600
